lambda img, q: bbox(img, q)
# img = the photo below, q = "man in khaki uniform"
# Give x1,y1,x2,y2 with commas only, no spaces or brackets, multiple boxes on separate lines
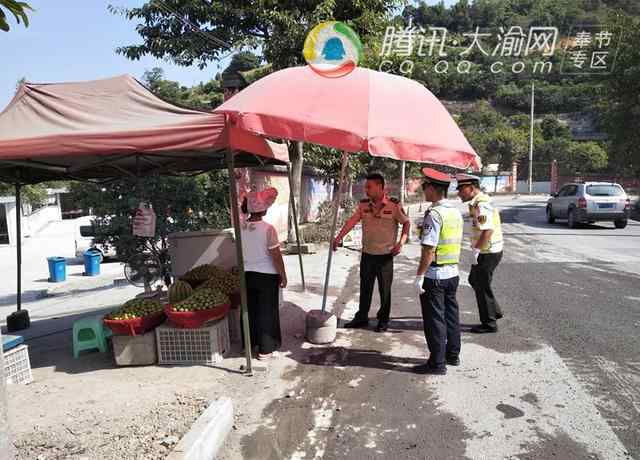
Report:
333,173,410,332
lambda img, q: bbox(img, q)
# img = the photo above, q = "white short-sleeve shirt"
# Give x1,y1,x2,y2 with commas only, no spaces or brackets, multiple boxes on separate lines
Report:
240,221,280,274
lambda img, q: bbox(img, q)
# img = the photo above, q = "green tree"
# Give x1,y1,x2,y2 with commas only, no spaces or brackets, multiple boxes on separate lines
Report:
459,101,530,169
113,0,401,241
141,67,224,110
566,141,608,173
68,173,231,259
602,12,640,174
540,115,571,140
0,0,32,32
112,1,399,70
222,51,262,77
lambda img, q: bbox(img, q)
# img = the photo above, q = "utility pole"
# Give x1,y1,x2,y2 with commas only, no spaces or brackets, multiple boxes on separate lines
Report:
528,82,535,194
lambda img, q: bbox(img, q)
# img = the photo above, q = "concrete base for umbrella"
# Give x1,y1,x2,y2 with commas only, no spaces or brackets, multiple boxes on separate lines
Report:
305,310,337,344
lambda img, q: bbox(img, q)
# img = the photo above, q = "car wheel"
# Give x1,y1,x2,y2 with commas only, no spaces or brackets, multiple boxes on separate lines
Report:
614,218,628,229
546,206,555,224
568,209,577,229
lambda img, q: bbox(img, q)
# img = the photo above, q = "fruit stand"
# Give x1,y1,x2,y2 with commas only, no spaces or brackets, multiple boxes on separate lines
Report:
101,263,244,367
0,75,307,376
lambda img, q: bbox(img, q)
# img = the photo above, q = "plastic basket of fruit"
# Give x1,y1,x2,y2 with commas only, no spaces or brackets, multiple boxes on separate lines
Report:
194,266,238,291
103,298,166,336
165,288,231,329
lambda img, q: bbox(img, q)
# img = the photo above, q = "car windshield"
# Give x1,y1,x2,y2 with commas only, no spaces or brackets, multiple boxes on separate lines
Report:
586,185,624,196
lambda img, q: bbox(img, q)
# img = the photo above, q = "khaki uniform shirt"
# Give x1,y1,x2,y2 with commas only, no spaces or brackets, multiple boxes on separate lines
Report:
354,196,410,255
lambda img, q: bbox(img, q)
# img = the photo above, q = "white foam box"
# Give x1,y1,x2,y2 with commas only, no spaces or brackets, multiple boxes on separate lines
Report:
4,344,33,385
112,331,157,366
156,317,230,365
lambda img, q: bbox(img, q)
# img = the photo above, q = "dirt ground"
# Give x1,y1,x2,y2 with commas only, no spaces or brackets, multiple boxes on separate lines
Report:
6,301,314,460
5,249,360,460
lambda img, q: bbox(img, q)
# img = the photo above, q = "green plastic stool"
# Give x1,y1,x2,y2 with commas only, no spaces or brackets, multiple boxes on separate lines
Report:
73,316,112,358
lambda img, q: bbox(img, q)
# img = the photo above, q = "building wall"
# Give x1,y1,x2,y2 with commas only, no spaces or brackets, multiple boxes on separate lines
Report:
480,176,512,193
0,193,62,246
242,169,335,240
556,175,640,193
301,175,333,222
248,170,293,241
516,180,551,194
21,203,62,238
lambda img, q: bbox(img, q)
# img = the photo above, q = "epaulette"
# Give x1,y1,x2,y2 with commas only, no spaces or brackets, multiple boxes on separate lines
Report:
360,198,370,203
389,197,399,204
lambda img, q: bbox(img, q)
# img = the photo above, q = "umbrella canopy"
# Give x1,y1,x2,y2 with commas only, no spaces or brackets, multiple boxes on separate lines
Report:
215,66,480,171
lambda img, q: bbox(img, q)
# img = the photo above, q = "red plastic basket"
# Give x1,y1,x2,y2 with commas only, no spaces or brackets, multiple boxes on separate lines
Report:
103,311,166,336
164,303,231,329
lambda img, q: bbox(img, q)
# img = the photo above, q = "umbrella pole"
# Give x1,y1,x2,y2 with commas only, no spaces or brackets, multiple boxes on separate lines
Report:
321,151,349,313
286,164,305,291
225,150,253,375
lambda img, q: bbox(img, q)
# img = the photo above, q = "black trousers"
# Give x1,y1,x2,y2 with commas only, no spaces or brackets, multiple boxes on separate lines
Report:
354,253,394,323
419,277,461,368
468,251,503,328
245,271,281,354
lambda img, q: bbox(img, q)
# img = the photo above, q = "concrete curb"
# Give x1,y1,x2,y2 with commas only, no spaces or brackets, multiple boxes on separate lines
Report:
167,398,234,460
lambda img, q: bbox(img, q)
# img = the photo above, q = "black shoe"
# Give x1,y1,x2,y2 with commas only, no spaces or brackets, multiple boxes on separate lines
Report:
374,321,388,332
344,318,369,329
411,363,447,375
446,355,460,366
496,313,504,320
470,324,498,334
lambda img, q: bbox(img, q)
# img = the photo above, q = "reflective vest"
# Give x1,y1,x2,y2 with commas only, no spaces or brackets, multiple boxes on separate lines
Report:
431,204,463,265
469,193,503,254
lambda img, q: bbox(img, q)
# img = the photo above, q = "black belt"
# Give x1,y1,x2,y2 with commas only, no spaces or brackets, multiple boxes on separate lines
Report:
430,262,447,267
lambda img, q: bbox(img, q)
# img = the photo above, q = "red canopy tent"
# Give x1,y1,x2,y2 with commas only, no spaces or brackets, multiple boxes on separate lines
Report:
0,75,296,374
0,74,288,183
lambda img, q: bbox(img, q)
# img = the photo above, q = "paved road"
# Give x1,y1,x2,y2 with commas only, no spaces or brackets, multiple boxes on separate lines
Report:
231,197,639,459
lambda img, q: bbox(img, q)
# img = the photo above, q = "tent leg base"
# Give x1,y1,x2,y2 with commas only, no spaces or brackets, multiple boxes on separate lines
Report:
7,310,30,332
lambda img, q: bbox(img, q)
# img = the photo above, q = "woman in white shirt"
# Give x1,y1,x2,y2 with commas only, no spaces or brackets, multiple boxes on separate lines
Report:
240,188,287,360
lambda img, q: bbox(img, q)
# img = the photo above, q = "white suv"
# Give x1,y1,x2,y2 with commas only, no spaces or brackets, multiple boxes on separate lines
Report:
546,182,630,229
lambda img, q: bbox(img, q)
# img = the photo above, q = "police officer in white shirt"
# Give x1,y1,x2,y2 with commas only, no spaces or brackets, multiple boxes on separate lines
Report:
413,168,464,375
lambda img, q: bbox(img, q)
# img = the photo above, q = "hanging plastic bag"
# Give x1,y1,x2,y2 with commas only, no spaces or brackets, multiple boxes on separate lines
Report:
133,202,156,238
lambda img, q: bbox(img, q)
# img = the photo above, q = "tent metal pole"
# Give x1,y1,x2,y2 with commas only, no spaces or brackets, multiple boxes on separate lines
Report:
225,150,253,375
15,183,22,312
286,164,305,291
321,151,349,313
